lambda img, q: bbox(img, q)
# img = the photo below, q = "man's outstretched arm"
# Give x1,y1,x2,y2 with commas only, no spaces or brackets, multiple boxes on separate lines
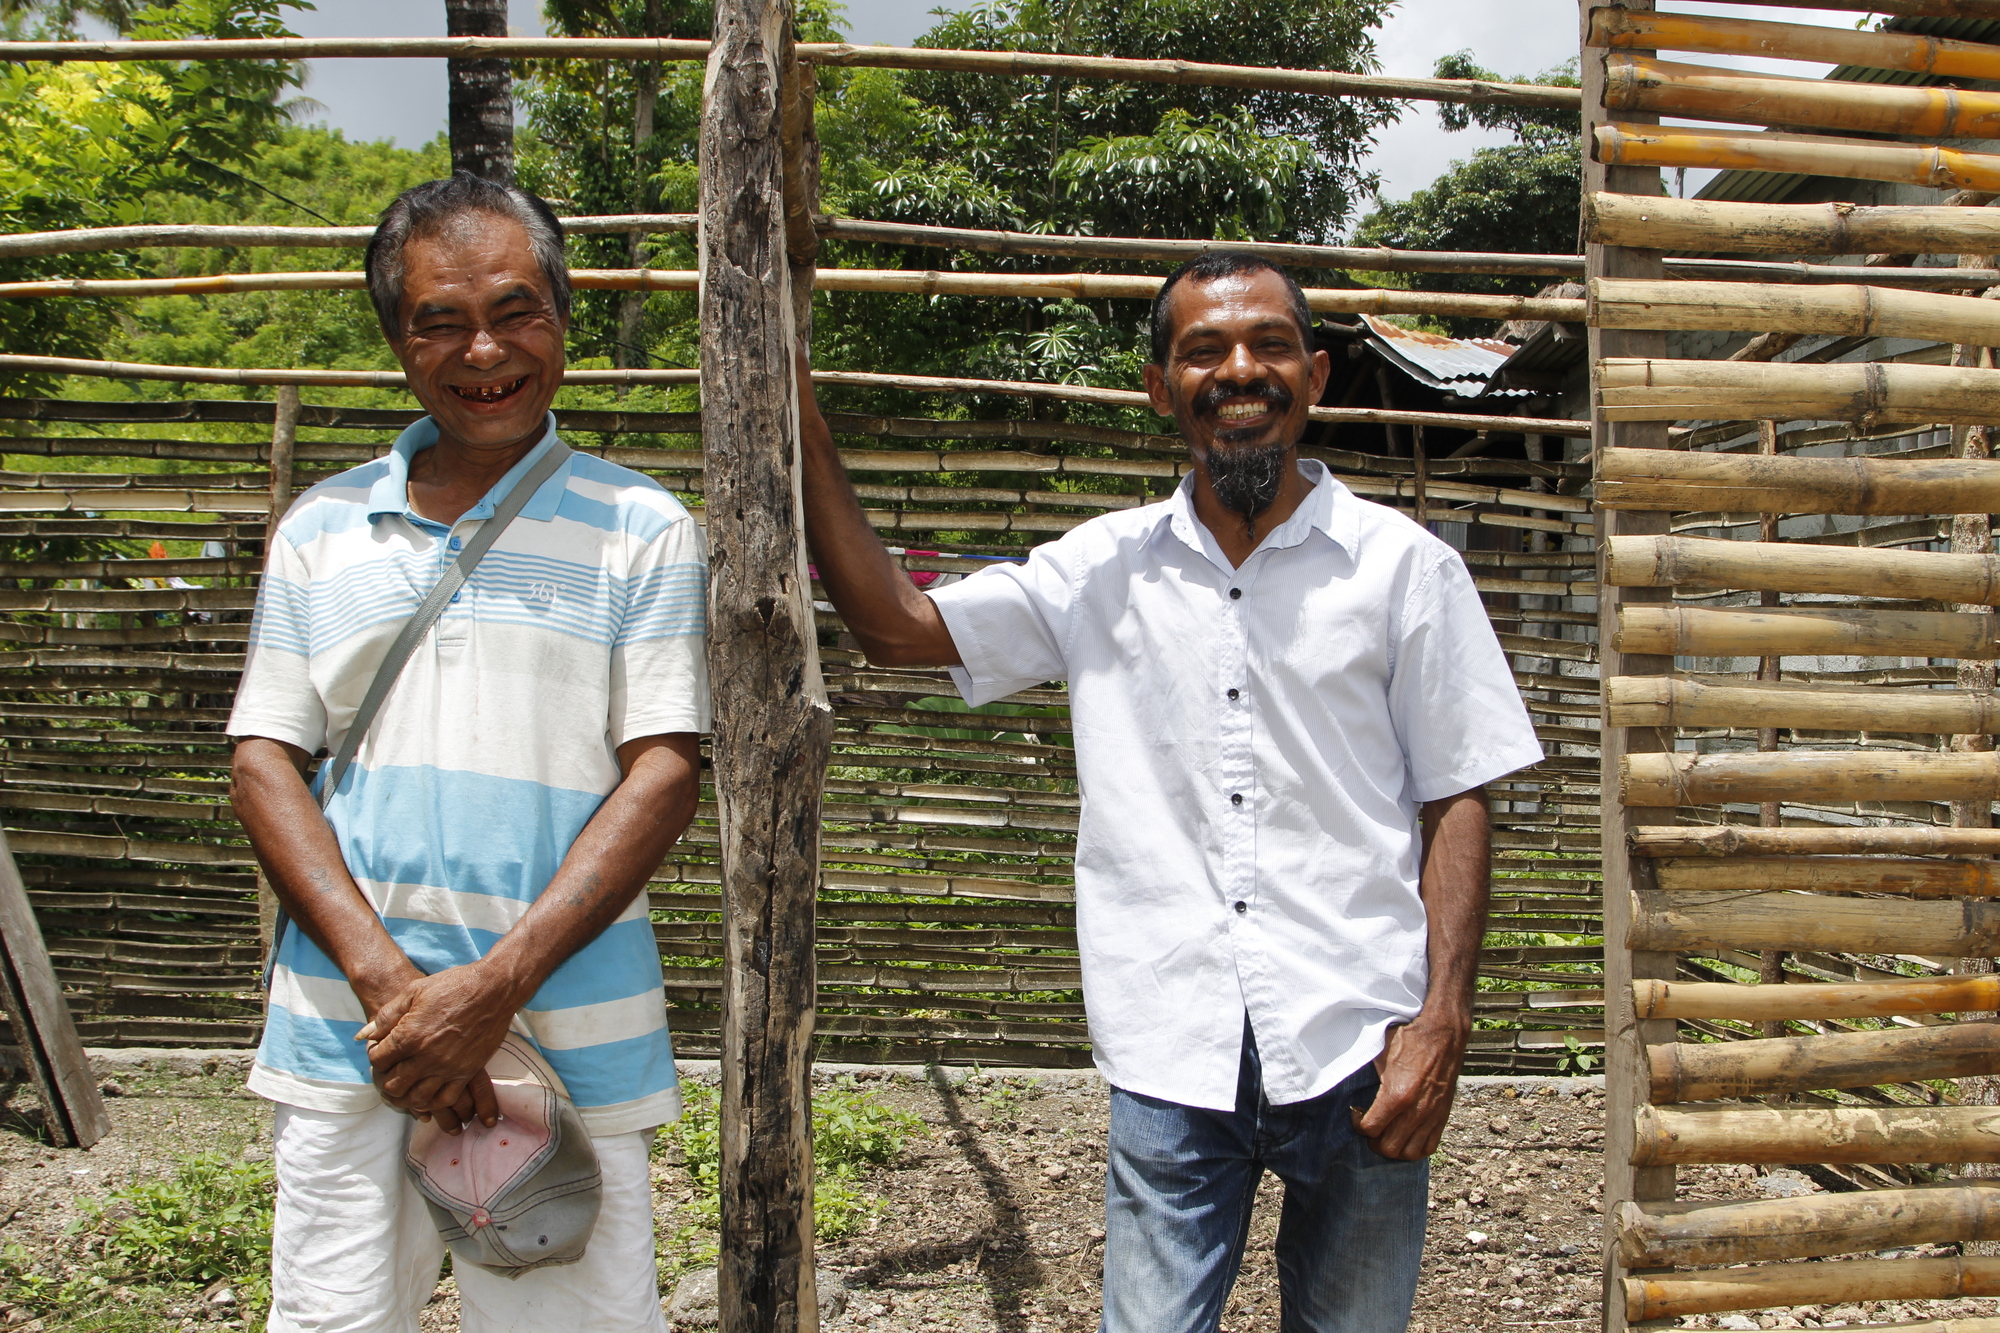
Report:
796,350,961,668
1354,785,1489,1161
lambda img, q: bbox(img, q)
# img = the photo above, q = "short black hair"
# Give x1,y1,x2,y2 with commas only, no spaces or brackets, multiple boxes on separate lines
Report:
365,173,571,339
1149,252,1313,366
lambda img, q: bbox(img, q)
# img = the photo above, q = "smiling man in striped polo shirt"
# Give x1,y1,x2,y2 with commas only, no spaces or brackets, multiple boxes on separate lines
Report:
229,175,706,1333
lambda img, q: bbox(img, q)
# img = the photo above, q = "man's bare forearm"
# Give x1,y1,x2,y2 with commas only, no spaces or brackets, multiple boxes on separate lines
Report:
360,733,702,1112
478,733,701,1008
1416,786,1491,1032
230,737,419,1013
796,353,960,667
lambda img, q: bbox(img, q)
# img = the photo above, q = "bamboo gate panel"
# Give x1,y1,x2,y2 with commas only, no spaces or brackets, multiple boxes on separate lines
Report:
1586,2,2000,1328
0,384,1605,1071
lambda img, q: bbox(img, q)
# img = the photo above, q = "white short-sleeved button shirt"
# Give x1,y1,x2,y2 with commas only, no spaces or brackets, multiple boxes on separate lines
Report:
930,459,1543,1111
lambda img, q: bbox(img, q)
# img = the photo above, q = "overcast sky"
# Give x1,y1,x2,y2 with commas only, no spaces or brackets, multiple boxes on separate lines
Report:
266,0,1860,228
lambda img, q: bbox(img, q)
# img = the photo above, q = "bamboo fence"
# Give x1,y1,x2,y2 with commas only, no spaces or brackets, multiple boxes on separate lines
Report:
1583,3,2000,1326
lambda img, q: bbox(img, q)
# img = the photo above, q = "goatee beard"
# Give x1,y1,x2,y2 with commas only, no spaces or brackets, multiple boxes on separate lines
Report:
1204,440,1291,539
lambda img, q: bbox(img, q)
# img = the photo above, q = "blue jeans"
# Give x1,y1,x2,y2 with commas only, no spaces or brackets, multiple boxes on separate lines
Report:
1100,1029,1428,1333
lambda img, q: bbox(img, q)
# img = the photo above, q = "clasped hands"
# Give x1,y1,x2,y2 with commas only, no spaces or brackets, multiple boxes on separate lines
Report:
354,959,518,1136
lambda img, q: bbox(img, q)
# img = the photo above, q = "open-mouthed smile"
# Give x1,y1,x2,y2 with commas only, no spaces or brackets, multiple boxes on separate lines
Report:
1216,399,1272,422
448,376,529,404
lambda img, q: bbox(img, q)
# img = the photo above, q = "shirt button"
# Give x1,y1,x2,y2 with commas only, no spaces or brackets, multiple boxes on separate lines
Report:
1229,588,1242,600
1234,901,1247,914
1227,688,1239,700
448,536,463,551
1231,793,1243,806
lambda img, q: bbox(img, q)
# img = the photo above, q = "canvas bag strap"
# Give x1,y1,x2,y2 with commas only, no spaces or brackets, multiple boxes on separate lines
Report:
315,440,572,811
263,440,571,989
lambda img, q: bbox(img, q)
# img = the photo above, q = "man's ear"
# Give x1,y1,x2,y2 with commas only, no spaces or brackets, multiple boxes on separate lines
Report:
1141,362,1174,419
1308,346,1332,406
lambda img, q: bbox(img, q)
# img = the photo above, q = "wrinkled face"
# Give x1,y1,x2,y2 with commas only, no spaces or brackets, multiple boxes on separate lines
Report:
390,214,566,452
1146,269,1327,464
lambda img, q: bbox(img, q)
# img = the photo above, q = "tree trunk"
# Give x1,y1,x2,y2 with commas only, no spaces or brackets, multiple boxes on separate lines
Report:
445,0,514,184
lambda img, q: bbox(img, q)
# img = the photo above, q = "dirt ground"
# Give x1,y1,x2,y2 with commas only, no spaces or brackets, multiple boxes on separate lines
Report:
8,1053,2000,1331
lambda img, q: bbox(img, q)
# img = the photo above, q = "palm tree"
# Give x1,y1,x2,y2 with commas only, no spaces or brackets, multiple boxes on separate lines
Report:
445,0,514,183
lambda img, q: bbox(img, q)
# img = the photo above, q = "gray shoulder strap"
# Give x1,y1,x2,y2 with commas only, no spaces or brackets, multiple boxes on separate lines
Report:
316,440,573,810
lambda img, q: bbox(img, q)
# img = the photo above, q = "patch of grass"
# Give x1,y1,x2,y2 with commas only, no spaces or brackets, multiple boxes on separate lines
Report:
658,1079,922,1274
0,1149,274,1330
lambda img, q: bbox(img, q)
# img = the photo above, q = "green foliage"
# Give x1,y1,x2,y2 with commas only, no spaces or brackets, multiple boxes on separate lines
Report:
1351,52,1581,335
0,1150,275,1328
0,0,315,387
660,1078,920,1272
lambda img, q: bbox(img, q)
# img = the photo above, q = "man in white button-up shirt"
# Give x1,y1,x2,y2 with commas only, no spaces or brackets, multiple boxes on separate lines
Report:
800,254,1542,1333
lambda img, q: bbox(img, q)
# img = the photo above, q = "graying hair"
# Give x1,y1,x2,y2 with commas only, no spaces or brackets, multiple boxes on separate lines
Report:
364,173,571,339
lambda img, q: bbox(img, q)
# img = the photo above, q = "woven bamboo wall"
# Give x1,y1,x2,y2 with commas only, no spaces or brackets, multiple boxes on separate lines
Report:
0,390,1604,1070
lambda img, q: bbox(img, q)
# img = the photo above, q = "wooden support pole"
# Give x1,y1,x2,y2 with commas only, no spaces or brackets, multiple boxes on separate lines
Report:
1628,889,2000,955
1606,534,2000,604
1632,1102,2000,1167
701,5,833,1329
1648,1022,2000,1101
1618,1184,2000,1268
1615,605,2000,660
1585,4,1672,1327
0,829,108,1149
266,384,299,541
1634,974,2000,1021
1594,274,2000,345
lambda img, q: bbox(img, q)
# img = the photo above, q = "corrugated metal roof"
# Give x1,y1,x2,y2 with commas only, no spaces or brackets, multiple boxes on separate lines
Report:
1360,314,1517,391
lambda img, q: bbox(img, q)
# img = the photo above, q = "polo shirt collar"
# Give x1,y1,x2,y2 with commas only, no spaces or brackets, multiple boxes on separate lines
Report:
1162,455,1360,566
367,413,570,523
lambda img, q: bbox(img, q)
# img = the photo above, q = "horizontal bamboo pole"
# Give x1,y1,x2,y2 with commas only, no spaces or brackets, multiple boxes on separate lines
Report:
0,38,1581,109
1619,1185,2000,1269
0,266,1589,323
1596,122,2000,196
1632,826,2000,857
0,214,699,258
1592,6,2000,82
1596,445,2000,515
1593,276,2000,357
1608,54,2000,140
1607,677,2000,735
1626,1254,2000,1322
5,212,1987,288
1587,190,2000,256
1726,0,2000,16
1656,854,2000,896
1628,888,2000,954
1615,606,2000,661
1632,1102,2000,1166
1649,1022,2000,1102
1633,974,2000,1021
1623,748,2000,807
1607,534,2000,603
1599,356,2000,427
0,355,1594,439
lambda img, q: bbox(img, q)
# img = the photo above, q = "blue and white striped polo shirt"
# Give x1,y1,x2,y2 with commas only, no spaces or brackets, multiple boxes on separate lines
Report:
229,415,709,1134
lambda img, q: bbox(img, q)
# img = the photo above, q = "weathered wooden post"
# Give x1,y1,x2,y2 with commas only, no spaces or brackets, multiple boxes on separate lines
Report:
1584,2,1671,1329
700,1,834,1329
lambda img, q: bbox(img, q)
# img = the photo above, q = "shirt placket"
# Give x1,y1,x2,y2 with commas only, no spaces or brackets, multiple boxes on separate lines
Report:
1219,555,1258,967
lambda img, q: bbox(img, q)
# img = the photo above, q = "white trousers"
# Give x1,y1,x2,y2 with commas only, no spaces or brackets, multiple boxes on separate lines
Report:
266,1102,669,1333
